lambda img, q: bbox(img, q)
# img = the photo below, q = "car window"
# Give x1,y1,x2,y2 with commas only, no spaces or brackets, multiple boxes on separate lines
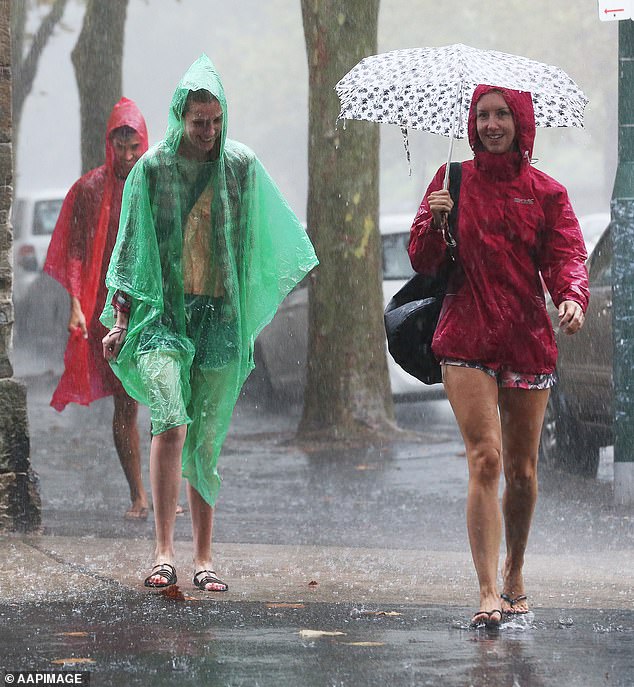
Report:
382,232,415,280
33,199,63,236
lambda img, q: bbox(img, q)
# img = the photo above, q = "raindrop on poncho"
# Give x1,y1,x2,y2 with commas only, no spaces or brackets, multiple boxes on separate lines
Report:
101,55,318,506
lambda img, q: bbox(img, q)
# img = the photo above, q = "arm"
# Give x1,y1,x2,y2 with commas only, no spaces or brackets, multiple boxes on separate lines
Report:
408,165,454,275
539,188,589,336
102,291,130,361
69,296,88,338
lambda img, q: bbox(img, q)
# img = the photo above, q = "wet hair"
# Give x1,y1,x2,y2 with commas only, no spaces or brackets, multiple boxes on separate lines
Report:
183,89,217,114
110,125,138,142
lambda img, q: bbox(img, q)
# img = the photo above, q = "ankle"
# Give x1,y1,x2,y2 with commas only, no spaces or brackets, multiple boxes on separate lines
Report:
154,549,175,564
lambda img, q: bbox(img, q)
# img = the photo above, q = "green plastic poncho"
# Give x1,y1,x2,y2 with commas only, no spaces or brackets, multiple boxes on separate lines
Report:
101,54,318,506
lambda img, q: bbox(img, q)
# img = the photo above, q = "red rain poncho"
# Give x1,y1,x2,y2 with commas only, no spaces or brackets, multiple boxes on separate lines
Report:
408,85,589,374
44,97,149,410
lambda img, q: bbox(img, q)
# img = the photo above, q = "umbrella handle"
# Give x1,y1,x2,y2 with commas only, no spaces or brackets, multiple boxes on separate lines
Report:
443,82,463,190
443,132,455,190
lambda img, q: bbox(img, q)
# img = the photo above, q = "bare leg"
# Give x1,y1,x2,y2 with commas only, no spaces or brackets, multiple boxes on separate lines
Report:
443,365,503,624
187,482,226,591
146,424,187,586
499,387,550,613
112,392,148,518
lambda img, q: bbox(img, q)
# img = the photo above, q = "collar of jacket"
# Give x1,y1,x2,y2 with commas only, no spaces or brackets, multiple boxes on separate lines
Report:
474,148,526,181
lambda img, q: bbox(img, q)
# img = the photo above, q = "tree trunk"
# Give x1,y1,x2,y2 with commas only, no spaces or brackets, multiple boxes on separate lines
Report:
0,0,41,532
71,0,128,174
299,0,395,442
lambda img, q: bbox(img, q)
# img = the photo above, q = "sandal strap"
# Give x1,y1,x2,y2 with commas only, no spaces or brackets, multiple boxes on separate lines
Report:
193,569,228,590
152,563,176,577
501,592,527,606
145,563,177,586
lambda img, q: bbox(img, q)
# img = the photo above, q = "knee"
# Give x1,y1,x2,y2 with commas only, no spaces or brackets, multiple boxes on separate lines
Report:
115,395,138,422
155,424,187,446
505,460,537,491
468,446,502,485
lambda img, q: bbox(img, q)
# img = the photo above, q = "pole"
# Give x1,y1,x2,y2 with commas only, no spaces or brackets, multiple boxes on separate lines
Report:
612,20,634,506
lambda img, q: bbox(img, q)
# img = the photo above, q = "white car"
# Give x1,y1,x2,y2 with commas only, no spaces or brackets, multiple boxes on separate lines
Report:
577,212,610,256
12,189,66,305
12,190,67,355
251,214,445,401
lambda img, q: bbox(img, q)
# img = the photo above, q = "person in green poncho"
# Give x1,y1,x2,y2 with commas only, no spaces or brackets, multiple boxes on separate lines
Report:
101,55,318,592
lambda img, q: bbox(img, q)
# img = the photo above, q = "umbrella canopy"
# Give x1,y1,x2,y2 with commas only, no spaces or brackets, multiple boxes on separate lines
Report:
335,43,588,140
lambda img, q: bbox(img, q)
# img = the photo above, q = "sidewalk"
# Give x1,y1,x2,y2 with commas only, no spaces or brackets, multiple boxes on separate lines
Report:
2,361,633,613
3,534,633,611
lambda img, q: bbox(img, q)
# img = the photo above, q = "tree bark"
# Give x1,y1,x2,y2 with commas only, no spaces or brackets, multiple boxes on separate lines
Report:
71,0,128,174
1,0,42,532
299,0,395,442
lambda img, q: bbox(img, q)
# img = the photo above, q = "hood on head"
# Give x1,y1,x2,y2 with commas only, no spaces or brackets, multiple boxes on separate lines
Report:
166,53,228,156
105,97,149,172
467,84,535,161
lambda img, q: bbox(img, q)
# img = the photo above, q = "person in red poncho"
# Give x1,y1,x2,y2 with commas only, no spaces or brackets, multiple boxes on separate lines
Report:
44,97,151,520
409,85,589,629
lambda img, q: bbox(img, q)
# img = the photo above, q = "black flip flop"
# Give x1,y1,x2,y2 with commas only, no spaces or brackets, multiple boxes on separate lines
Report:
144,563,177,588
501,593,529,615
470,609,502,629
193,570,228,592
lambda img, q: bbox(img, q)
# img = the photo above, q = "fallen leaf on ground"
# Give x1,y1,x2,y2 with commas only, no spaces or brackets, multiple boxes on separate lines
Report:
51,658,96,665
308,580,319,586
357,610,402,617
267,603,305,609
159,585,197,601
299,629,346,638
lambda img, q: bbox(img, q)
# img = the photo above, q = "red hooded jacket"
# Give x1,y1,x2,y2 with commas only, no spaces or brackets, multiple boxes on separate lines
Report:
408,85,589,375
44,97,149,410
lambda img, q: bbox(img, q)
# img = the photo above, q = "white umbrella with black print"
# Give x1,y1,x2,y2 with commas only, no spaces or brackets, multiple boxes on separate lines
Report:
335,43,588,185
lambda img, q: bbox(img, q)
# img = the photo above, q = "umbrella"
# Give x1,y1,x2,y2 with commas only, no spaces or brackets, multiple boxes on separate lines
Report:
335,43,588,183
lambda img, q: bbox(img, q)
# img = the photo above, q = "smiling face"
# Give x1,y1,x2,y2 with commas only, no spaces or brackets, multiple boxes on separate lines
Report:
475,91,517,154
179,94,223,161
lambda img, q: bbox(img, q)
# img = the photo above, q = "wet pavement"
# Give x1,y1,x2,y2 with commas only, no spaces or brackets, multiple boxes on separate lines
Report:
1,350,633,685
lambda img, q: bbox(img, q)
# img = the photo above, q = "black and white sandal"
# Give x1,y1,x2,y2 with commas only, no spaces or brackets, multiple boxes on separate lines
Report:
144,563,177,588
193,570,228,592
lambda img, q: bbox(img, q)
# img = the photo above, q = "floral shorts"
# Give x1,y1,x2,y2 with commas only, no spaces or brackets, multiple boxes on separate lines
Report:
440,358,556,390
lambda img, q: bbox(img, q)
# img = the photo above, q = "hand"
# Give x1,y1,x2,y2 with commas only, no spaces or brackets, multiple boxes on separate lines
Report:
69,297,88,339
428,189,454,229
558,300,585,335
102,325,128,361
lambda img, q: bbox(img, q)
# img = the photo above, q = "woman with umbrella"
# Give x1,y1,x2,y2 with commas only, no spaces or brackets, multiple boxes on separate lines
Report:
409,85,589,628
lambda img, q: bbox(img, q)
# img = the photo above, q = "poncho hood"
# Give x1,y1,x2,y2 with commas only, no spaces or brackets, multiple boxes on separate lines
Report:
467,85,535,179
165,53,227,158
105,96,149,174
